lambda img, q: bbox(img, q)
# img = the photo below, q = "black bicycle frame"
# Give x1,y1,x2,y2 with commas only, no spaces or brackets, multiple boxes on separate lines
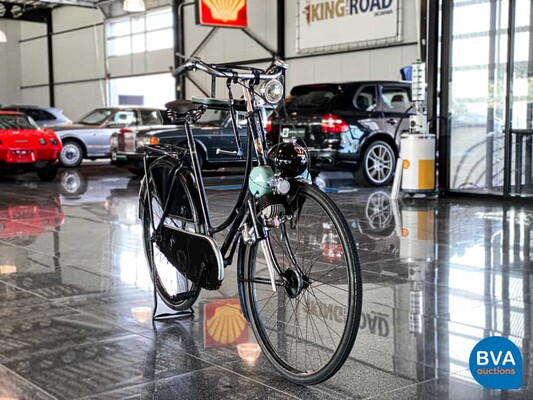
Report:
174,82,270,267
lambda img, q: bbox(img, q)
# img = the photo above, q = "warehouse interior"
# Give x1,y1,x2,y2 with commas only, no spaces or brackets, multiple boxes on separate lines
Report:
0,1,532,399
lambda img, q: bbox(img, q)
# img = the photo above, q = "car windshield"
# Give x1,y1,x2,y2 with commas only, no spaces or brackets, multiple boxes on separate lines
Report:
286,89,338,110
78,109,113,125
196,109,228,125
0,114,36,129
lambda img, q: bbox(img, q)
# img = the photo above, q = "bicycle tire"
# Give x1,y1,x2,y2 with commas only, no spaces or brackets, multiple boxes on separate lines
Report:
240,181,362,385
141,156,201,311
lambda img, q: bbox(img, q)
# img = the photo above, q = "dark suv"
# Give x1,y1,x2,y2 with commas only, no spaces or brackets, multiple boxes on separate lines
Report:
268,81,413,186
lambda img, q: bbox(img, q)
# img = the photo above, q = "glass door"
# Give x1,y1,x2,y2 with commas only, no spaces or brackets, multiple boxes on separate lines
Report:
447,0,509,195
509,0,533,196
445,0,533,198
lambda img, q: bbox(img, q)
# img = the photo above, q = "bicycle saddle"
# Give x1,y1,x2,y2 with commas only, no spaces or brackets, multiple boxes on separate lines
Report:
165,100,204,115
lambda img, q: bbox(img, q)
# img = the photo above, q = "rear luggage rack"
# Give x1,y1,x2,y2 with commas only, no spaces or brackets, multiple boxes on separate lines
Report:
144,144,189,160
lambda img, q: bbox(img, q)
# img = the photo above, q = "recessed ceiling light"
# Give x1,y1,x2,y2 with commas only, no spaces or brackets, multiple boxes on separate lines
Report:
123,0,145,12
11,5,22,18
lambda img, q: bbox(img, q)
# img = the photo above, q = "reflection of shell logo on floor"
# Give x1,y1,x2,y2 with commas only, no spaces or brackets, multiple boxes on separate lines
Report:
204,299,248,348
203,0,245,22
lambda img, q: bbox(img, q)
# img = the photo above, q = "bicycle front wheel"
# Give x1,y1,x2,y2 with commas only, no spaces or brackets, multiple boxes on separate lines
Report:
240,182,362,385
141,156,201,311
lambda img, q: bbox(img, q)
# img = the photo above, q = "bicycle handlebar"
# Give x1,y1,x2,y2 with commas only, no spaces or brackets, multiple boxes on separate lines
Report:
172,57,286,81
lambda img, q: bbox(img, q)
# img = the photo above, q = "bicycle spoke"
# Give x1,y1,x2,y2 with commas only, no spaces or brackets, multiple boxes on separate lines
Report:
246,182,360,383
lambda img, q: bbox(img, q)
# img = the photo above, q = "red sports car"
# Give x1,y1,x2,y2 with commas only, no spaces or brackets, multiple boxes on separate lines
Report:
0,111,62,181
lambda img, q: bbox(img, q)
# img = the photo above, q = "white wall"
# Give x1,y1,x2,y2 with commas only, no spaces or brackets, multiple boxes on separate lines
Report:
55,81,106,121
108,49,173,77
284,0,420,88
21,37,49,87
0,20,22,106
51,6,106,120
6,7,107,120
18,21,48,106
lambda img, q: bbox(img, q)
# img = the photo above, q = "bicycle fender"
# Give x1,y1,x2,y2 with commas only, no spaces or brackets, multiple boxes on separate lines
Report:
237,240,251,323
138,177,147,220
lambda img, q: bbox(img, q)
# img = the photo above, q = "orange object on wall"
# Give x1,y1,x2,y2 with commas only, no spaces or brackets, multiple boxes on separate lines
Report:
196,0,248,28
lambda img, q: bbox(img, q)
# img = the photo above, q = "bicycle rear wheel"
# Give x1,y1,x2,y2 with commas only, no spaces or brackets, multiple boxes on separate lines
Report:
141,156,201,311
240,181,362,384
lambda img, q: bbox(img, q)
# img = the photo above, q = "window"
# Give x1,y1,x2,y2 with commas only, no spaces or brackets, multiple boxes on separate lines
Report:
353,86,377,111
0,114,35,129
78,109,113,125
119,95,144,106
112,111,137,125
198,109,228,125
381,87,412,113
140,110,163,125
105,7,173,57
108,73,174,109
286,89,337,110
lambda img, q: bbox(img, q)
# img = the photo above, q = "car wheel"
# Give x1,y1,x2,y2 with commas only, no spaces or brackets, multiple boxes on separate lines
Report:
355,140,396,186
60,141,84,167
37,165,58,182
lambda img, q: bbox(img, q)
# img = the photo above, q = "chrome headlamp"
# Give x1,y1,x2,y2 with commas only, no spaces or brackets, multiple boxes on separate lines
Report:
260,79,284,104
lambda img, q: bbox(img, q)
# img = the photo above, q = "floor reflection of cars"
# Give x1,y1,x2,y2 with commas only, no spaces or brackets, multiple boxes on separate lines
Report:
0,111,62,181
0,196,64,246
57,168,130,204
269,82,413,186
350,190,400,264
110,109,249,175
53,107,168,168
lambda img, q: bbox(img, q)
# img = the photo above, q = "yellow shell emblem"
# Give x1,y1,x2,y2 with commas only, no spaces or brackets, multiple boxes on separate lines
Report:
203,0,246,22
206,303,246,345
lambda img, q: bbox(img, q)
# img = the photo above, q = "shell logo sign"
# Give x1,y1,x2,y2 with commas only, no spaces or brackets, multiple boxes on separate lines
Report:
204,299,249,348
196,0,248,28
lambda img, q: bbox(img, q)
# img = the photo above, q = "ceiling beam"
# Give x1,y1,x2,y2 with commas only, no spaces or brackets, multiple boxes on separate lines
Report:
38,0,98,8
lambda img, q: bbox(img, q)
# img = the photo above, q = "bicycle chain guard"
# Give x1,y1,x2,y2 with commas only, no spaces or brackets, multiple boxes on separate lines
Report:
157,225,224,290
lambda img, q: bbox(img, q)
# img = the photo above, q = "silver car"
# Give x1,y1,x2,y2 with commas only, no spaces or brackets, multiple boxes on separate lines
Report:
1,105,72,127
53,107,165,167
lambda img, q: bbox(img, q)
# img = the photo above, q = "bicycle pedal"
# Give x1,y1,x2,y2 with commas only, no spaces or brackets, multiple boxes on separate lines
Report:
171,291,197,302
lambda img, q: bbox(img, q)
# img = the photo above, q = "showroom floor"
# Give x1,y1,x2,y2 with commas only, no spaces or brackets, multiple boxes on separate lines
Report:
0,163,531,399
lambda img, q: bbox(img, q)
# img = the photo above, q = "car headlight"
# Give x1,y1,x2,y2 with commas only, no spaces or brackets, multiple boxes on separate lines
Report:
39,138,46,146
137,136,159,148
260,79,284,104
50,138,58,146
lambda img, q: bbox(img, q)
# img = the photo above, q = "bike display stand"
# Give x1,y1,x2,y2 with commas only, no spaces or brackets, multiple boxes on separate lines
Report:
151,285,194,322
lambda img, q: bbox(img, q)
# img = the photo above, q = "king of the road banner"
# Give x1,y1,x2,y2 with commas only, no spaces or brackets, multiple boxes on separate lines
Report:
297,0,401,53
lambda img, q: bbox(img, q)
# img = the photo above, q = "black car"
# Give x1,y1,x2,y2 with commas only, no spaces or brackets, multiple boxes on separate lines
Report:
268,81,413,186
110,109,249,175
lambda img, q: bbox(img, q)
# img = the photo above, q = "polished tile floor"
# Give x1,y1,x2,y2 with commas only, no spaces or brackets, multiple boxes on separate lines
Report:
0,164,531,399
